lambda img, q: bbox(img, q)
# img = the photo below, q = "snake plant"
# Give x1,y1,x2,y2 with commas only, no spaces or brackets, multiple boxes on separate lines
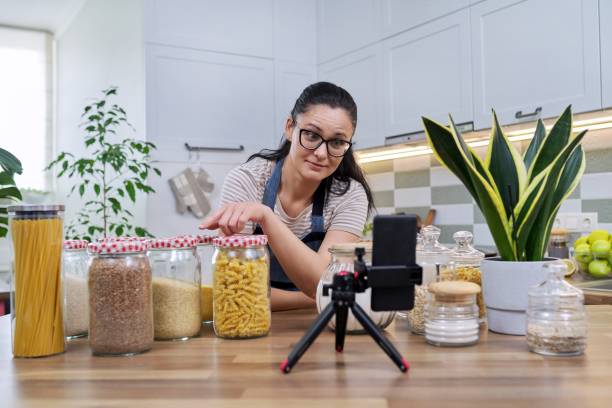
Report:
422,106,586,262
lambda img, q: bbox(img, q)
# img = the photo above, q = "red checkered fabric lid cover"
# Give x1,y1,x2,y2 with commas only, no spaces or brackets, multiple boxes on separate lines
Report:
212,234,268,248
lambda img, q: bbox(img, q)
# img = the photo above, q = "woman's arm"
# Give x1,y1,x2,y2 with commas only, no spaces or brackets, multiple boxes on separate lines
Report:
271,288,316,311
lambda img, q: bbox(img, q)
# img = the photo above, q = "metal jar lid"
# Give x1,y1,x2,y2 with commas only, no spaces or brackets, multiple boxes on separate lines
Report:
7,204,65,213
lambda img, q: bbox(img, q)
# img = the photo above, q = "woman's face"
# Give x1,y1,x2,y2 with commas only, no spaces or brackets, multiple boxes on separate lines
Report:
284,104,354,183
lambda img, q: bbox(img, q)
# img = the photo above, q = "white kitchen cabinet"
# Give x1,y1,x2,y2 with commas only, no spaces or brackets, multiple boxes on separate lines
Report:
382,9,472,136
471,0,601,128
274,0,317,64
317,0,381,63
274,61,317,137
145,44,275,162
319,44,384,149
601,0,612,108
380,0,470,37
144,0,275,58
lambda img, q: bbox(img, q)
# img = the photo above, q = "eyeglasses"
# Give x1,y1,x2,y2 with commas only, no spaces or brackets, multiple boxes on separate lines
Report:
298,128,353,157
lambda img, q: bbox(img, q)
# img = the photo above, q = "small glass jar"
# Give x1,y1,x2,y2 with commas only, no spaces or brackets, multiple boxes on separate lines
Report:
8,204,65,358
63,240,90,339
148,236,201,340
548,228,570,259
88,240,154,356
425,281,480,347
197,235,215,324
406,225,451,334
448,231,486,322
526,262,587,356
316,242,395,334
212,235,271,339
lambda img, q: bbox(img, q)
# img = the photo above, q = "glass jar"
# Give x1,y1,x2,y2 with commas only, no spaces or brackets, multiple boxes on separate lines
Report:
148,236,201,340
406,225,451,334
548,228,570,259
8,205,65,357
63,240,90,340
212,235,271,339
448,231,486,322
88,240,154,356
316,242,395,334
526,262,587,356
425,281,480,347
197,235,215,324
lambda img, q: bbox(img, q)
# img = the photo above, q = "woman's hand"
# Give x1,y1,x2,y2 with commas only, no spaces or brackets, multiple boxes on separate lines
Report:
199,202,272,236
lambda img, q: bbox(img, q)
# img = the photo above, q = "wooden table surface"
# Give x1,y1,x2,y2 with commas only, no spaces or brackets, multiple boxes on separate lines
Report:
2,306,612,408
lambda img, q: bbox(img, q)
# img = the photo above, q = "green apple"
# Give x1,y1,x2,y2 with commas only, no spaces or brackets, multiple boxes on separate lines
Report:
588,229,610,244
574,243,593,264
591,239,611,259
578,262,589,272
588,259,612,278
574,236,589,247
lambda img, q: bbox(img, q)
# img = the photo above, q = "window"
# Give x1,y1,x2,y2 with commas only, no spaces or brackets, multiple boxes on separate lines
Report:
0,27,52,191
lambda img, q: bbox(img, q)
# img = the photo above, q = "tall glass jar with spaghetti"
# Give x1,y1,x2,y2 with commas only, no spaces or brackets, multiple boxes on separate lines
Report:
212,235,270,339
8,204,65,357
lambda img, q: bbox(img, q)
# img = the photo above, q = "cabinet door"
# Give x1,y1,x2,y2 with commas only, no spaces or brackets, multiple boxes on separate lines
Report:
381,0,470,37
274,0,317,64
319,45,383,149
146,45,275,161
601,0,612,108
317,0,381,63
382,9,472,136
471,0,601,128
274,61,317,138
144,0,275,58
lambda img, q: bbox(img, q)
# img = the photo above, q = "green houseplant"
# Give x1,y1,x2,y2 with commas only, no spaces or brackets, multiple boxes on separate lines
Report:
422,106,586,334
47,87,161,241
0,148,23,238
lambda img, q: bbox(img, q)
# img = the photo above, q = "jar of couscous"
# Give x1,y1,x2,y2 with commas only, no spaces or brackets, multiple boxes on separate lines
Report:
212,235,271,339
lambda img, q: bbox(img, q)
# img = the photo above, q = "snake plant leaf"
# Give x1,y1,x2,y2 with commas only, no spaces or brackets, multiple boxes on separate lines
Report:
527,105,572,181
485,111,527,217
523,119,546,170
423,117,515,260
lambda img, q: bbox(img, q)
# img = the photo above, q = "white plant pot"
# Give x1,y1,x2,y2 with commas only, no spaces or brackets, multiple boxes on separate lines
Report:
481,257,553,335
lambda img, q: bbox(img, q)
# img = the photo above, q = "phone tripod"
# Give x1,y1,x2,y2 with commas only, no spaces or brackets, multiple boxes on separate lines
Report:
280,264,409,374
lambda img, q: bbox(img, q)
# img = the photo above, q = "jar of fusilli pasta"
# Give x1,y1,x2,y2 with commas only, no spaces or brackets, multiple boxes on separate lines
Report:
212,235,271,339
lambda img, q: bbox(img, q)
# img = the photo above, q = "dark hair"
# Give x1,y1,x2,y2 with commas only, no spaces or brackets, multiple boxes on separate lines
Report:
248,81,375,214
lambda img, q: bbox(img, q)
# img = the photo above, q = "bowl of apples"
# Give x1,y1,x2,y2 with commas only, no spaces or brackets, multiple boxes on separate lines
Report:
573,229,612,279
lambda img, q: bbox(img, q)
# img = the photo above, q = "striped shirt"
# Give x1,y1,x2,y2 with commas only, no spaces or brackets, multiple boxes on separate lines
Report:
220,157,368,238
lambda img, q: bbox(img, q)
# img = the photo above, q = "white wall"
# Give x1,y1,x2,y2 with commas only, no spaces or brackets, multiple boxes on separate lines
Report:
55,0,147,235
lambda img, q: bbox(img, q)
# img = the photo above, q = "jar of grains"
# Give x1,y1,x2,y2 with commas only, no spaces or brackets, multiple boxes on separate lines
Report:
448,231,486,323
526,261,587,356
88,240,154,356
196,235,215,324
148,236,201,340
426,281,481,347
63,240,90,339
316,242,395,334
406,225,451,334
212,235,271,339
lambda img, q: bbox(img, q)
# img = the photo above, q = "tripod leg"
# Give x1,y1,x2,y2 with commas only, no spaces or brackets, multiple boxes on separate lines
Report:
334,303,349,353
281,302,336,374
350,303,409,373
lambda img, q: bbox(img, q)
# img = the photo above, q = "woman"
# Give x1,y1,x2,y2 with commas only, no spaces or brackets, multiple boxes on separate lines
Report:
199,82,374,311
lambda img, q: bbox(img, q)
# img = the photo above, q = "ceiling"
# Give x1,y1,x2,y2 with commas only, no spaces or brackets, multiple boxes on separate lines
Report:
0,0,86,33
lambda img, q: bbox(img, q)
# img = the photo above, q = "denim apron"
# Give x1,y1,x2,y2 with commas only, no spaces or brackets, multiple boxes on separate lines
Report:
253,158,327,291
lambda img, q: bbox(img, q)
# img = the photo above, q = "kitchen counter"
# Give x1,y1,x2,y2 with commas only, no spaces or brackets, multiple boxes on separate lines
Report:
2,307,612,407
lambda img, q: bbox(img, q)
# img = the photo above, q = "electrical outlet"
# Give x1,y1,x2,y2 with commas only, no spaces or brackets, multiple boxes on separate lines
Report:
554,212,599,232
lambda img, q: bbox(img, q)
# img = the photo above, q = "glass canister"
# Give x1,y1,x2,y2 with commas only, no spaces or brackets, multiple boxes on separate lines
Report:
448,231,486,322
197,235,215,324
316,242,395,334
212,235,271,339
63,239,90,340
406,225,451,334
148,236,201,340
88,240,154,356
548,228,570,259
9,204,65,357
526,262,587,356
425,281,480,347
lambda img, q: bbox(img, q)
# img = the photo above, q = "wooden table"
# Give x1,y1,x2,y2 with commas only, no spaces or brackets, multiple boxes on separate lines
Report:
2,307,612,408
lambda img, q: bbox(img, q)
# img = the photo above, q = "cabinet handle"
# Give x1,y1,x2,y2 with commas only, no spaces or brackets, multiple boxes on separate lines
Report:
184,143,244,152
515,107,542,120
